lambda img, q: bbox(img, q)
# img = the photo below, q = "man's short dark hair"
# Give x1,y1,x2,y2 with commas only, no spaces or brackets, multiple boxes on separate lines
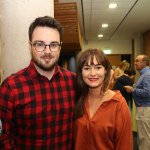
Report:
29,16,63,42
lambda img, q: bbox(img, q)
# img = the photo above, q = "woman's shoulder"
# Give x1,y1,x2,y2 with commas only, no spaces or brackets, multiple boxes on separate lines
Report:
111,90,126,102
104,89,116,101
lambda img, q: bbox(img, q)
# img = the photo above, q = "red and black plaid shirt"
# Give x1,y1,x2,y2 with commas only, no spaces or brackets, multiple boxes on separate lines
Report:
0,61,76,150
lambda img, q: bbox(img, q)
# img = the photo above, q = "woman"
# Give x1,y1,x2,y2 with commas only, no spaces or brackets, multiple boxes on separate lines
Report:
113,70,133,106
108,67,115,89
113,60,130,80
74,49,133,150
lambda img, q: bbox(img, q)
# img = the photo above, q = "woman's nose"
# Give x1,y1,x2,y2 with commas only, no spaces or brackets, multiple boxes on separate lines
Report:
90,68,96,76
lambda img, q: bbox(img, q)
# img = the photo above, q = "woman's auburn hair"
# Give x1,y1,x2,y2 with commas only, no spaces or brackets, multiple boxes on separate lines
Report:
74,48,111,119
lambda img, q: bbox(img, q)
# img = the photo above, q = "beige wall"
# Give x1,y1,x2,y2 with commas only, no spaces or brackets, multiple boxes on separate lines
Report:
143,29,150,56
82,33,143,56
82,39,132,54
1,0,54,80
134,34,143,57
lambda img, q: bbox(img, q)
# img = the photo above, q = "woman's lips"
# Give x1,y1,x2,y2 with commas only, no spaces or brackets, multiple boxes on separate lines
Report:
88,78,98,81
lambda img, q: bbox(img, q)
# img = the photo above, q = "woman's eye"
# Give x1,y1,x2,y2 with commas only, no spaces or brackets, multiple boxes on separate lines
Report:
83,67,90,70
95,66,102,69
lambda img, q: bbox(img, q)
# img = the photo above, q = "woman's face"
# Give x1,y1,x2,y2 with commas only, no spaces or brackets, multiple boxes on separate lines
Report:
82,55,106,89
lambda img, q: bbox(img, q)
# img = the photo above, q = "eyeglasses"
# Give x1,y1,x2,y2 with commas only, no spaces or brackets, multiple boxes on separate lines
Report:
30,41,62,52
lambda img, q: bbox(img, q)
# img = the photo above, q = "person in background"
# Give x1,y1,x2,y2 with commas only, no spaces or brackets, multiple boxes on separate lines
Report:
124,68,136,109
108,67,115,89
125,68,136,84
113,60,130,81
0,16,76,149
124,54,150,150
74,49,133,150
113,68,133,107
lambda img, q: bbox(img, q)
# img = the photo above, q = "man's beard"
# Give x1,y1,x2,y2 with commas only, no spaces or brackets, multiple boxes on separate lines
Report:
31,53,59,71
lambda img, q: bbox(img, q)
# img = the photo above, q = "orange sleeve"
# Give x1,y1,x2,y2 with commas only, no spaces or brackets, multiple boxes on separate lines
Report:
115,97,133,150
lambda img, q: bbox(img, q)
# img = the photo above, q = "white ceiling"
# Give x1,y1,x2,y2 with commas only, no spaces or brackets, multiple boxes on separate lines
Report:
59,0,150,41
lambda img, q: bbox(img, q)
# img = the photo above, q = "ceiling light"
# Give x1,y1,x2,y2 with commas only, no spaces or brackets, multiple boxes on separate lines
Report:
109,3,117,9
98,34,103,38
102,24,108,28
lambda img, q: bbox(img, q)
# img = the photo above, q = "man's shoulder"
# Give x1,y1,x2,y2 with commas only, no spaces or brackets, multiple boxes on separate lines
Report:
142,69,150,77
146,68,150,74
2,66,29,86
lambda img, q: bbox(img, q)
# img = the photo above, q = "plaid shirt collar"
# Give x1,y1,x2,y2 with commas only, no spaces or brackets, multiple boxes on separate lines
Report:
27,60,63,79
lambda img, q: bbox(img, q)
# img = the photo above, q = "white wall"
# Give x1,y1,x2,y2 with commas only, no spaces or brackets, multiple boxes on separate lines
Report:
82,39,132,54
1,0,54,80
133,33,143,57
82,33,143,56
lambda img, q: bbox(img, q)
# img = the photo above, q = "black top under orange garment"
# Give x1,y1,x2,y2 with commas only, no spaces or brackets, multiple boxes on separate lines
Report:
113,75,133,104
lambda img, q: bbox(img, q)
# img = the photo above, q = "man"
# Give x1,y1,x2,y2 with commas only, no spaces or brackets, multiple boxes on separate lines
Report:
0,16,76,149
124,54,150,150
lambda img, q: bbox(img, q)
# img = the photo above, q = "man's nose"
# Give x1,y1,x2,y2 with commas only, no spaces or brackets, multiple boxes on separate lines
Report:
45,45,51,53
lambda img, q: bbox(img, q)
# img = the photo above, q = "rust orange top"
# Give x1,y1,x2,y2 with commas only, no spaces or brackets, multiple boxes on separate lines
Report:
74,91,133,150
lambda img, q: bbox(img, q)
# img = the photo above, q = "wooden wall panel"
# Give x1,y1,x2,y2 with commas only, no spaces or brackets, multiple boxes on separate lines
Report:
54,0,82,53
106,55,121,68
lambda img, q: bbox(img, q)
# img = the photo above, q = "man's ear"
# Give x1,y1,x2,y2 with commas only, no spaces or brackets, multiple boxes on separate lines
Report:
60,41,62,50
29,42,32,52
142,60,146,66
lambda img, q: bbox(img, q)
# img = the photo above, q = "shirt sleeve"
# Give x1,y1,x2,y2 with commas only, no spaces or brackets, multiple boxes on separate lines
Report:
115,97,133,150
134,74,150,98
0,80,15,149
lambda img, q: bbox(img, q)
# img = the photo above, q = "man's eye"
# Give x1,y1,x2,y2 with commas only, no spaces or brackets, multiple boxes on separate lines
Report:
33,42,44,48
36,43,44,47
50,43,58,48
